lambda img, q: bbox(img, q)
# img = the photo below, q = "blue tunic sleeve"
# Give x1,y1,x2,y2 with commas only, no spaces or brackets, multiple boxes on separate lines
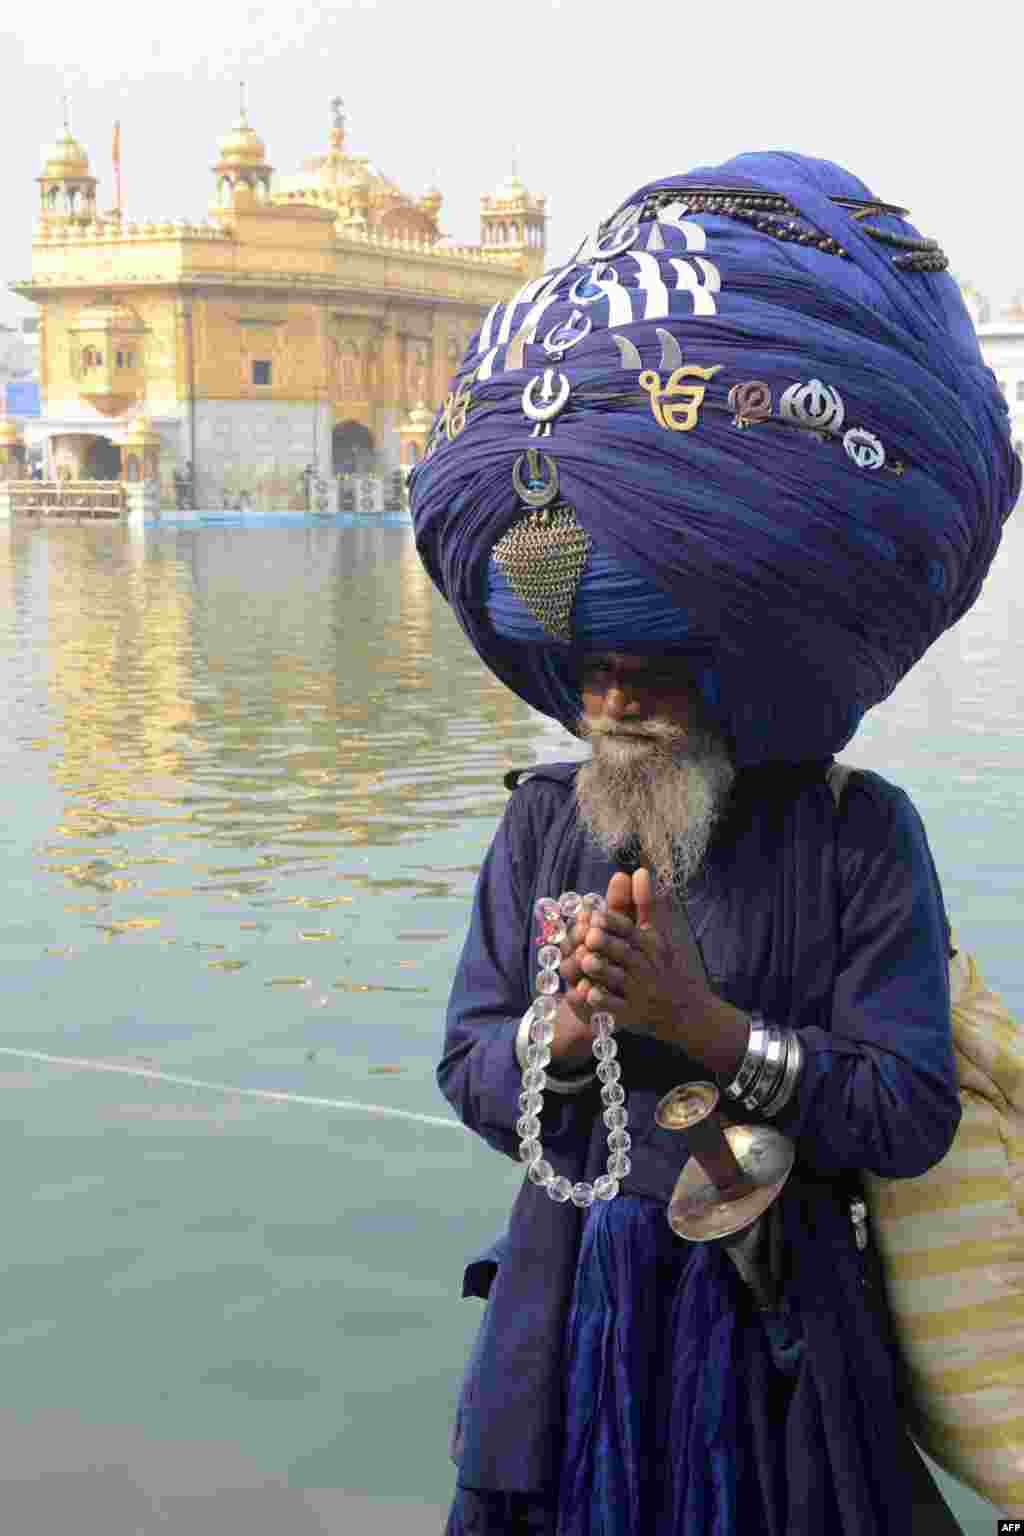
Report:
771,770,961,1178
438,777,597,1164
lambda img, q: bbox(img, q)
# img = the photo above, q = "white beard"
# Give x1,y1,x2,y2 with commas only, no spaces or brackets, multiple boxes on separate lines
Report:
574,716,736,892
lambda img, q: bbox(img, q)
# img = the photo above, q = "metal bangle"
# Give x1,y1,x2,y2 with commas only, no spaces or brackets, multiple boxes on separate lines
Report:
741,1026,786,1112
731,1023,776,1108
722,1015,767,1100
759,1030,804,1119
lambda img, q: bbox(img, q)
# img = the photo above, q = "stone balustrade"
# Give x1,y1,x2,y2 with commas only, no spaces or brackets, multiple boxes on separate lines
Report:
30,218,521,268
0,479,126,519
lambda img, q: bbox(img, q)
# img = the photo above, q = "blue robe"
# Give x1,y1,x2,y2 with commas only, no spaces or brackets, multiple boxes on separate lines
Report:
441,760,962,1534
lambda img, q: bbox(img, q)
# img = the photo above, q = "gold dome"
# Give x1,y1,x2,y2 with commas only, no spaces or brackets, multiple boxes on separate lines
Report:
0,417,25,446
41,130,91,178
216,114,269,167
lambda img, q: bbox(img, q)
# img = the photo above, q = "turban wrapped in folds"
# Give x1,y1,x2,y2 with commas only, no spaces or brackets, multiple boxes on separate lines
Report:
410,151,1019,768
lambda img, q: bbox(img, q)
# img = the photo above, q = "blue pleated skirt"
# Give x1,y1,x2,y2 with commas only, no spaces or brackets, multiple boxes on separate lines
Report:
447,1194,804,1536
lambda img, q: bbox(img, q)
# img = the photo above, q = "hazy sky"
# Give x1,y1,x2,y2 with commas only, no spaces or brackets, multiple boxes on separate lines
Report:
2,0,1021,327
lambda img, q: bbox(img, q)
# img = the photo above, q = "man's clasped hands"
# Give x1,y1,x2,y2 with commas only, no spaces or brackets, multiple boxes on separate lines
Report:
556,869,715,1048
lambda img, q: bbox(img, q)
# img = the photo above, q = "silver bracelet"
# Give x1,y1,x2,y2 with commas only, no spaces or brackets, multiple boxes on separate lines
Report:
759,1030,804,1118
722,1014,768,1100
741,1026,786,1112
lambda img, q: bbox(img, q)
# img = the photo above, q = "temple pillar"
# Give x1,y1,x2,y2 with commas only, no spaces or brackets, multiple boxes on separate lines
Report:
399,400,433,473
120,415,162,523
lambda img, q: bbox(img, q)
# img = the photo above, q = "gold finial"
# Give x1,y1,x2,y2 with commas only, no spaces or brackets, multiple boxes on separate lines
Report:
328,94,346,150
239,79,247,123
62,92,71,135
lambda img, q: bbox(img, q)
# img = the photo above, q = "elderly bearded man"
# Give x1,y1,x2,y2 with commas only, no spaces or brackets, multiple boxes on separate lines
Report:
438,651,964,1536
411,149,1019,1535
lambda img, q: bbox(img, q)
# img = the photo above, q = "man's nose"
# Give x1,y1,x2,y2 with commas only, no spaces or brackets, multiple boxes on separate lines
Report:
602,682,641,720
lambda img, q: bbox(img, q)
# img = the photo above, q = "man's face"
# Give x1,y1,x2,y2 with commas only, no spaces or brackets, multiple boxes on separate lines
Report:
574,652,734,891
579,653,706,742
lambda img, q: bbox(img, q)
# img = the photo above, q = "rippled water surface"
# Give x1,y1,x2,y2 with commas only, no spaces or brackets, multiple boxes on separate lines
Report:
0,516,1021,1532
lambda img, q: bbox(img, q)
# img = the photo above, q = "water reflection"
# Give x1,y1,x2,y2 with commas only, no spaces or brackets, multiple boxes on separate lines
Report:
2,524,554,924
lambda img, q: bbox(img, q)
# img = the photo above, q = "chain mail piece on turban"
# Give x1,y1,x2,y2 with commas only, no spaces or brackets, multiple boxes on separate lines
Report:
409,151,1020,769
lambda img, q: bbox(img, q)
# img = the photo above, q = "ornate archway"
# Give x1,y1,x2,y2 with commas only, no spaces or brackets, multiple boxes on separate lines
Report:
85,436,121,479
49,432,121,481
332,420,375,474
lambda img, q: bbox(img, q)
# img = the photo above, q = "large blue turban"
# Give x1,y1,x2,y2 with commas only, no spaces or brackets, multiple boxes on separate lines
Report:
410,151,1019,768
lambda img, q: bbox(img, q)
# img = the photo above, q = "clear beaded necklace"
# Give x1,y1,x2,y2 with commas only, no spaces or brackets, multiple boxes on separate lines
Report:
516,891,632,1207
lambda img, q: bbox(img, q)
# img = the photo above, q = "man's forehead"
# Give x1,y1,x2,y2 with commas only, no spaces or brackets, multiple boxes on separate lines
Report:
581,652,683,670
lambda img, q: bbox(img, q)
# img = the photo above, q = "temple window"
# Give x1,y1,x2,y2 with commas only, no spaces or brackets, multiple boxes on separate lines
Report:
116,351,123,368
252,360,272,386
340,345,359,395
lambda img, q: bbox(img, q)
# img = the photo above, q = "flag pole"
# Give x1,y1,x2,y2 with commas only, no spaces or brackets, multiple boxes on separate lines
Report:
113,120,122,219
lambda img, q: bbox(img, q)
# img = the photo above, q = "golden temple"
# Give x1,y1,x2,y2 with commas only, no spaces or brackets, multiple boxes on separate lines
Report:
6,96,547,509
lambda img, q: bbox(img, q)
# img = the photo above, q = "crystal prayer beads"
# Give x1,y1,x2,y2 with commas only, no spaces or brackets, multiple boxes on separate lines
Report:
520,892,629,1206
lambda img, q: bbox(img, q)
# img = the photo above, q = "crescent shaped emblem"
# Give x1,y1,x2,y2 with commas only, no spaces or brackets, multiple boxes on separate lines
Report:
512,449,560,507
522,370,571,423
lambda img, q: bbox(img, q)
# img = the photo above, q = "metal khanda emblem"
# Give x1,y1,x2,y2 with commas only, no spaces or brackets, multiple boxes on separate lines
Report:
521,369,571,438
843,427,886,470
542,309,592,360
779,379,845,437
512,447,560,507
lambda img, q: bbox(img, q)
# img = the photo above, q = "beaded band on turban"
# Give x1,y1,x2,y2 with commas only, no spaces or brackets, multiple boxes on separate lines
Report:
411,150,1020,768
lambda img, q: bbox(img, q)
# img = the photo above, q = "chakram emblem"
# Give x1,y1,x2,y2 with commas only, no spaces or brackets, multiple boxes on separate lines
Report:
513,447,560,508
522,369,571,438
779,379,845,437
591,219,640,259
728,380,772,428
569,262,619,307
843,428,886,470
542,309,592,360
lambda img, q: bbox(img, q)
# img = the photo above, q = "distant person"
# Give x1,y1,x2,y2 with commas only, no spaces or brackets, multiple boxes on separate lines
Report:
410,150,1018,1534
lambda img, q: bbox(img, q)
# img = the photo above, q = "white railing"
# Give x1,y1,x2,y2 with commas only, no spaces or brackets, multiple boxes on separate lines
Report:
9,480,126,518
